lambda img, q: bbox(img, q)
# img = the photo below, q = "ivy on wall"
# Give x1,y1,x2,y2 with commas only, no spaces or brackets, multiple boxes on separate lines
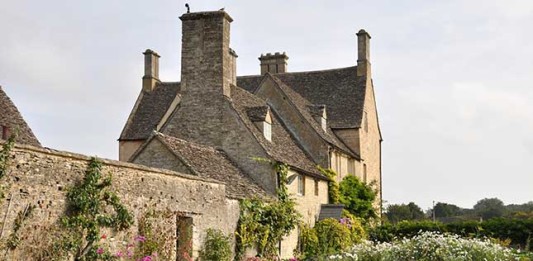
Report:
235,161,300,259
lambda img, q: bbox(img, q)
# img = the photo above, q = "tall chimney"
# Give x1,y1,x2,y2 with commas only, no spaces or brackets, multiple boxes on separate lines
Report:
229,48,238,85
259,52,288,75
179,11,233,98
142,49,160,92
356,29,371,77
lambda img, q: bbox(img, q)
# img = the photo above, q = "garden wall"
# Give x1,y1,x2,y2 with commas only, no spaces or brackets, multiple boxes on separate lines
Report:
0,142,240,259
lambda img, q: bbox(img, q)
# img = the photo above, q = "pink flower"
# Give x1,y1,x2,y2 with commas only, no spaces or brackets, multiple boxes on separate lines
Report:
115,251,124,257
289,258,298,261
96,248,104,255
138,256,152,261
134,235,147,242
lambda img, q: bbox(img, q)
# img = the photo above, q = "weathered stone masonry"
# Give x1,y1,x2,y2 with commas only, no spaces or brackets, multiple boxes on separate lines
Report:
0,142,240,259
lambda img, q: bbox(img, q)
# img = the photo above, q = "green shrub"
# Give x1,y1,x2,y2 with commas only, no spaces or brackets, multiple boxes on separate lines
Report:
368,218,533,250
314,218,352,256
298,223,319,259
395,220,443,239
200,229,232,261
341,211,366,244
339,175,377,222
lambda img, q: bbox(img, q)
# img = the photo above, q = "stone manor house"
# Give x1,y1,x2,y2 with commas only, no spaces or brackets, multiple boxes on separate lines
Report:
0,9,381,259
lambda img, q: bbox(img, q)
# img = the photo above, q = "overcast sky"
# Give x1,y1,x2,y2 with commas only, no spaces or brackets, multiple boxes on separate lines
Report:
1,0,532,210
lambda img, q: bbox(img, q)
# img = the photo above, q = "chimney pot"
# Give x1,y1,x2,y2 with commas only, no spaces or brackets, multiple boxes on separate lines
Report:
356,29,371,77
259,52,289,75
142,49,161,92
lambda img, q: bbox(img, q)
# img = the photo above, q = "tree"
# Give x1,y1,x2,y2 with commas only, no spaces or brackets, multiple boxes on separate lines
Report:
338,175,377,222
434,202,463,218
473,198,506,220
385,202,425,224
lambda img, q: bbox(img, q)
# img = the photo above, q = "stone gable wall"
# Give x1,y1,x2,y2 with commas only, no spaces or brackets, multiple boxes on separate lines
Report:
358,79,382,213
0,143,239,259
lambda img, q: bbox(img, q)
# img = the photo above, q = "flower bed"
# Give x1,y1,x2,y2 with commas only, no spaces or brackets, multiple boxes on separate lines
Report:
327,231,532,261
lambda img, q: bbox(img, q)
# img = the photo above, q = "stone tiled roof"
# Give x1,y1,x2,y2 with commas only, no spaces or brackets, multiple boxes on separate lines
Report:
237,66,366,129
231,86,326,179
265,74,359,157
154,132,270,199
0,86,41,146
119,82,180,140
246,106,269,122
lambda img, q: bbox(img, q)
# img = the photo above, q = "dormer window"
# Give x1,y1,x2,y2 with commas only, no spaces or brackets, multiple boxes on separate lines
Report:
308,104,327,132
263,121,272,141
246,106,273,142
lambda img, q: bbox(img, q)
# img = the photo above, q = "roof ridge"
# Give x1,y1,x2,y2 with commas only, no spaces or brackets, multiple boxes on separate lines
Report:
237,65,356,78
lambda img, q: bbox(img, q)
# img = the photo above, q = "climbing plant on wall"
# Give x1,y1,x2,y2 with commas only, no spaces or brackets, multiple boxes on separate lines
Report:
0,133,16,180
235,161,300,259
60,157,133,260
318,166,340,204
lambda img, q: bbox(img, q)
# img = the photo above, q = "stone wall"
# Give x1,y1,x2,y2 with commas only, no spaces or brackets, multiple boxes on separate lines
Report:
0,143,240,260
119,140,144,161
358,79,382,213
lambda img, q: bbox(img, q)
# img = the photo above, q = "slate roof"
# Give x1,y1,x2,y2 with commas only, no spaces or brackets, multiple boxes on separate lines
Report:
0,86,41,146
230,86,326,179
119,82,180,140
237,66,366,129
154,132,270,199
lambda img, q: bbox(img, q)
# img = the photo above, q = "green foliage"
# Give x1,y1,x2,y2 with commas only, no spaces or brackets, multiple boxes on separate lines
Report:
434,202,463,218
385,202,426,224
235,162,300,259
368,218,533,250
297,223,319,259
318,166,340,204
339,175,377,222
341,211,367,244
314,218,352,256
6,204,35,250
474,198,506,220
0,133,16,180
136,208,175,259
61,157,133,260
296,216,367,259
200,229,232,261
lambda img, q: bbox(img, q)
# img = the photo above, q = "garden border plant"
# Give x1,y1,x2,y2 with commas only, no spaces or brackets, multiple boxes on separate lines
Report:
235,161,300,260
58,157,134,260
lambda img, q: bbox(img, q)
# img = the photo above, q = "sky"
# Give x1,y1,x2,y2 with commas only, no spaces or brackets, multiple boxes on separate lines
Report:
1,0,532,210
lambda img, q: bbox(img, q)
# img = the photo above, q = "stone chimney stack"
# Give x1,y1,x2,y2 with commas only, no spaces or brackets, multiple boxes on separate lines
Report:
142,49,160,92
229,48,238,85
356,29,371,77
259,52,288,75
179,11,233,98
